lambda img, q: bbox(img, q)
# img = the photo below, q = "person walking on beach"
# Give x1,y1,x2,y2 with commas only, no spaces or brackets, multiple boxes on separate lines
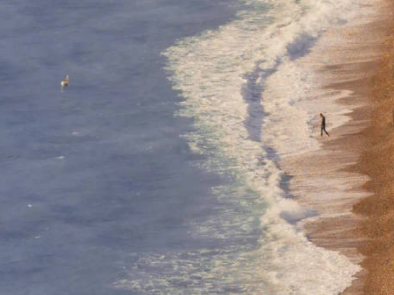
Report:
320,113,330,137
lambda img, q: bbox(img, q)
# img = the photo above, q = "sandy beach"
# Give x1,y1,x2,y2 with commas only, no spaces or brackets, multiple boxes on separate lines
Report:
353,5,394,294
278,1,393,294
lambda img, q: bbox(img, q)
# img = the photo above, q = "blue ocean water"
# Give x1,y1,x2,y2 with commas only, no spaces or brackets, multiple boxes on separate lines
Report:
1,0,365,294
0,1,244,294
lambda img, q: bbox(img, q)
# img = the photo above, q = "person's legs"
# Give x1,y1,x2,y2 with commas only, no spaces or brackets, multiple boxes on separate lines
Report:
324,127,330,136
321,127,323,136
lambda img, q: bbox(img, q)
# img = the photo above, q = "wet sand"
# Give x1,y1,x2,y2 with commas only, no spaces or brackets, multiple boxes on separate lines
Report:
353,5,394,295
278,1,393,294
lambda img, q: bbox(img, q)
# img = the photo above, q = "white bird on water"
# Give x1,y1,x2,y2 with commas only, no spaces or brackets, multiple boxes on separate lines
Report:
61,74,69,87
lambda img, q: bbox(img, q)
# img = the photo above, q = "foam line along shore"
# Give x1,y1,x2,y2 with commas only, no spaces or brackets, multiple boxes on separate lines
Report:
159,0,384,294
112,0,392,293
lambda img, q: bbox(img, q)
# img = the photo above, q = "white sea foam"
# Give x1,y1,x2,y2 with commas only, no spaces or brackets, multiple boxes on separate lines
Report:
115,0,376,294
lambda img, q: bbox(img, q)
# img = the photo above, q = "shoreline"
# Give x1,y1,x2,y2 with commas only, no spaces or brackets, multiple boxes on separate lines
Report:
278,1,392,294
161,0,393,292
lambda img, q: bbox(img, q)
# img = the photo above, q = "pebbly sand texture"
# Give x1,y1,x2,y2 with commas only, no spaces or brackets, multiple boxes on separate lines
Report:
279,1,393,294
353,8,394,295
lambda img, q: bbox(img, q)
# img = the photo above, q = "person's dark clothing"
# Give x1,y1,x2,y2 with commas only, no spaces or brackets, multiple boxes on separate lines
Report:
321,116,330,136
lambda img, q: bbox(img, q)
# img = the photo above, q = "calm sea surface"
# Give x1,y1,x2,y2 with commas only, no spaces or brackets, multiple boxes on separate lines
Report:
0,1,239,294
